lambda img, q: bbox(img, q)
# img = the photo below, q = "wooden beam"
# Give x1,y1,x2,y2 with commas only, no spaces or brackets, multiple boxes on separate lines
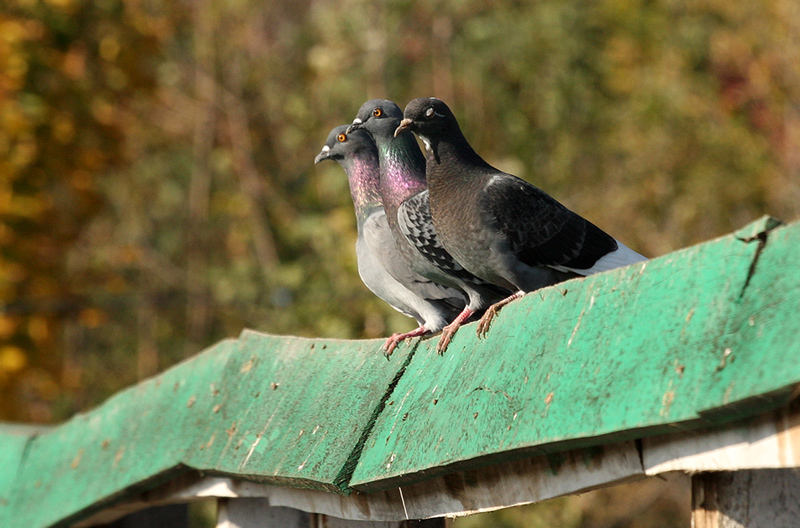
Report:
215,499,449,528
217,500,309,528
76,441,642,525
350,217,799,491
75,402,800,526
0,335,416,528
2,217,800,528
100,504,189,528
644,400,800,473
692,470,800,528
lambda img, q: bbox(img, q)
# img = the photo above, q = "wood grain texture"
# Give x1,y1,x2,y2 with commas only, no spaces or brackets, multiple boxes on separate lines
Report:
82,441,639,523
692,470,800,528
217,496,448,528
644,401,800,473
217,500,310,528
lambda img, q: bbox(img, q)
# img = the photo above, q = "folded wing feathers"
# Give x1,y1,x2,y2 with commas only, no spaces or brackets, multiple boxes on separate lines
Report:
555,240,647,275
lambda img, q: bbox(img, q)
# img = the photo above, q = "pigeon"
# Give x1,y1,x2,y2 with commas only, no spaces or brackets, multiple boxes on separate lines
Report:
315,125,466,355
347,100,513,353
395,97,648,336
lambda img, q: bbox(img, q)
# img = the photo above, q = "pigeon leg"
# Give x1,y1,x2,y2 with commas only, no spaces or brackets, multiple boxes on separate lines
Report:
436,308,475,355
383,326,429,358
476,291,526,339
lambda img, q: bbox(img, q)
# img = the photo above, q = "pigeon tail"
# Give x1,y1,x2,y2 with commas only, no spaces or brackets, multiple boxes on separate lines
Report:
557,241,647,275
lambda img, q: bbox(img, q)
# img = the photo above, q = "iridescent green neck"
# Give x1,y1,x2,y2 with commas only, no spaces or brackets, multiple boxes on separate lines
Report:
374,131,428,216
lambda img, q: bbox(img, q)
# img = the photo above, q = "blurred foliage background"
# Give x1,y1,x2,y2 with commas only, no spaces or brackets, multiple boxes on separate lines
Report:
0,0,797,524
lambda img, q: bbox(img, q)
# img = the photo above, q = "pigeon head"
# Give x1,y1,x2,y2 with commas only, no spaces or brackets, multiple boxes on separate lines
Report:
394,97,456,140
314,125,375,165
315,125,381,226
346,99,404,139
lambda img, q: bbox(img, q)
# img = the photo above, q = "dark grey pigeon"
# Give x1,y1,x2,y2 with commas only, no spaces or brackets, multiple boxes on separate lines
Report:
315,125,465,355
347,100,512,353
395,97,648,336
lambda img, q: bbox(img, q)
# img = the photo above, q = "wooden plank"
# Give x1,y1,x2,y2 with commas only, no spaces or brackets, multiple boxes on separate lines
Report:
76,441,641,525
1,334,413,528
102,504,189,528
73,473,240,527
215,499,448,528
217,500,309,528
249,441,641,520
644,400,800,473
312,515,447,528
692,470,800,528
350,217,800,491
341,443,642,521
0,425,46,511
75,397,800,525
3,217,800,528
182,331,412,489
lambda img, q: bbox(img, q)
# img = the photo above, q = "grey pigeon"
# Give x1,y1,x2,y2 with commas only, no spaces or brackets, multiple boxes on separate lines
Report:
347,100,512,353
315,125,465,355
395,97,648,336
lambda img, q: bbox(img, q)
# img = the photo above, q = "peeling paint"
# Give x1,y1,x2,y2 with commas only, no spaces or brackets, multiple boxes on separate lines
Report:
661,390,675,417
226,423,237,438
240,358,255,373
568,304,588,347
70,449,83,469
717,348,733,371
240,434,262,470
112,447,124,468
297,448,314,471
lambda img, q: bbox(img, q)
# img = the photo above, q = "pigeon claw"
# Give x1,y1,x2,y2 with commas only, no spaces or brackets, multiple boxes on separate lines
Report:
476,291,526,339
476,305,500,339
436,323,459,355
435,307,473,355
382,335,401,359
382,326,429,358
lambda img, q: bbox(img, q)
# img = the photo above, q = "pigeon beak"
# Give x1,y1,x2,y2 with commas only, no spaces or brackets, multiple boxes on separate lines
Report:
314,145,331,165
394,118,413,137
346,118,363,134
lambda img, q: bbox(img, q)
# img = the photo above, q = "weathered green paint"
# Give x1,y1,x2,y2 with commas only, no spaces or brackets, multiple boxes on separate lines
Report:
0,425,48,511
349,216,800,491
1,334,412,527
0,216,798,527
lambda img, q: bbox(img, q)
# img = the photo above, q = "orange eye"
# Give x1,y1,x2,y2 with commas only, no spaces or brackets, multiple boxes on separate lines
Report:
373,108,383,117
337,133,346,142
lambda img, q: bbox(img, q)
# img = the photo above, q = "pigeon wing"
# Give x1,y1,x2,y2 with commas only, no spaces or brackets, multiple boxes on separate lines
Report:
482,174,618,271
397,190,501,287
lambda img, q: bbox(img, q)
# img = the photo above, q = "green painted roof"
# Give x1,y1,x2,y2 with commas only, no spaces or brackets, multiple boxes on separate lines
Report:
1,216,798,527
